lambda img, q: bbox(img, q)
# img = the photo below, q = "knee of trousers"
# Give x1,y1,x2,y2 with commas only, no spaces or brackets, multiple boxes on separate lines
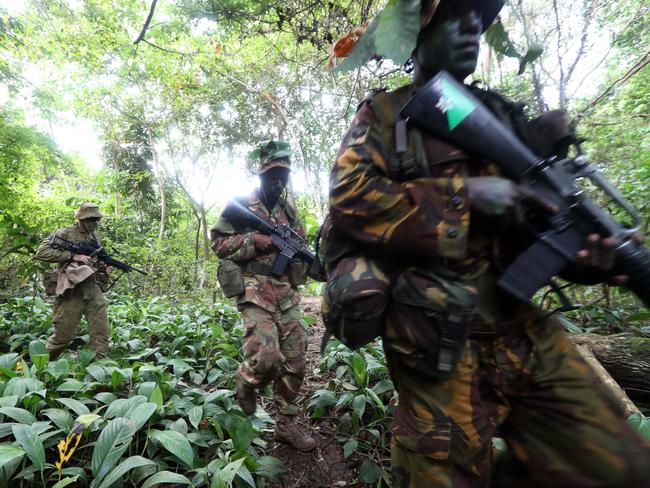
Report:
243,348,284,379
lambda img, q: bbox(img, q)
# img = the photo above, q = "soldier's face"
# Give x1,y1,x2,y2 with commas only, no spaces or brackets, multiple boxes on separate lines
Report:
81,218,100,232
414,7,482,82
260,167,289,202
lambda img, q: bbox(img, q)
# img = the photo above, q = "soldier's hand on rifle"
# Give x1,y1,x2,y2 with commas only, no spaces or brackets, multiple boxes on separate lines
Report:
254,233,277,253
72,254,93,265
467,176,558,225
575,232,645,285
105,266,114,274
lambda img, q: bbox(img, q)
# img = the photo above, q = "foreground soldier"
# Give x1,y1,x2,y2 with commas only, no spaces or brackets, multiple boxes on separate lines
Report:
326,0,650,485
36,203,112,359
211,141,316,452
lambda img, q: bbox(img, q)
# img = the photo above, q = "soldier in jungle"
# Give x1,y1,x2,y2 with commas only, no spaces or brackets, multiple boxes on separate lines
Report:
36,202,113,360
211,141,316,452
324,0,650,485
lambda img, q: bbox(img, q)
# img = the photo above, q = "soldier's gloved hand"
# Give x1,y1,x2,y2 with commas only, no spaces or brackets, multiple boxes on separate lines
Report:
467,176,558,225
72,254,93,265
254,233,277,253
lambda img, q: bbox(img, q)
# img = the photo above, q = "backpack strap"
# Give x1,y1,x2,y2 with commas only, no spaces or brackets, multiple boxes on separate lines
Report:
369,85,429,181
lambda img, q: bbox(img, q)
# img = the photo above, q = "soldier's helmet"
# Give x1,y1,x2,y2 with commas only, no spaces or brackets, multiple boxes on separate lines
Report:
249,140,292,175
75,202,103,220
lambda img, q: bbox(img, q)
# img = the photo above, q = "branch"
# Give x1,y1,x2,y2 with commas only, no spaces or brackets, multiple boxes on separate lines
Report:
133,0,158,44
578,47,650,118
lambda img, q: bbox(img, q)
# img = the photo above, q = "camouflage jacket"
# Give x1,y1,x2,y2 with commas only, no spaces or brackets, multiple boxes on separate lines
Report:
329,84,534,326
211,190,306,312
36,223,109,288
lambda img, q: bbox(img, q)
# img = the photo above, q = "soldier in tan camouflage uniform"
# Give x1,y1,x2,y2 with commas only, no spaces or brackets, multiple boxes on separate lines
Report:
211,141,316,452
36,203,112,359
326,0,650,485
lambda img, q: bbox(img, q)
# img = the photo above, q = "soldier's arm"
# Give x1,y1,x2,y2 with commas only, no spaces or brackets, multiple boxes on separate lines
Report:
330,102,467,259
35,228,73,263
210,214,257,261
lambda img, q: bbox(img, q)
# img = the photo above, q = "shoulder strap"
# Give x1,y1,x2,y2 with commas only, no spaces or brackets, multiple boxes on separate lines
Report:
370,86,429,180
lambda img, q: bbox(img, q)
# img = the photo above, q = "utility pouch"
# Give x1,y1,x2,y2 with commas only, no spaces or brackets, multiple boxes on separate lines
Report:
287,261,308,287
322,255,391,349
217,259,245,298
388,267,477,379
43,269,59,296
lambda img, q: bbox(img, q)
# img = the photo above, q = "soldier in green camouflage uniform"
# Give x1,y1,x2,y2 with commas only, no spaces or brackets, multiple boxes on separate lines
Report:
36,203,112,359
211,141,316,452
327,0,650,485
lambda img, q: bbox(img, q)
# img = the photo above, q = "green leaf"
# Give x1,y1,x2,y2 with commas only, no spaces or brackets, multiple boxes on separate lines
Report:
149,385,164,408
147,429,194,467
254,456,286,481
91,418,136,485
230,419,254,453
141,470,192,488
188,405,202,430
28,341,49,370
56,379,86,392
57,397,90,416
352,395,367,420
104,395,147,419
343,438,358,459
518,43,544,74
485,20,520,59
52,476,80,488
97,456,157,488
218,457,245,485
125,402,157,431
333,15,381,73
42,409,74,433
0,407,37,424
374,0,420,66
0,444,25,469
12,424,45,472
76,414,101,428
359,459,382,483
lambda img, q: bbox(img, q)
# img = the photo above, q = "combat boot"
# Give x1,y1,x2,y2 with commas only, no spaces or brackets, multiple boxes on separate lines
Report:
236,377,257,416
273,415,316,452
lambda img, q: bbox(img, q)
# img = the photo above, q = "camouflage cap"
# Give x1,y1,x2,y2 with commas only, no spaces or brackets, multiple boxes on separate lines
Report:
75,202,103,220
249,140,292,174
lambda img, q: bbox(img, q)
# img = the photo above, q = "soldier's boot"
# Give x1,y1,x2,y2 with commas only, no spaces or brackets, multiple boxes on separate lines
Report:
273,415,316,452
236,377,257,416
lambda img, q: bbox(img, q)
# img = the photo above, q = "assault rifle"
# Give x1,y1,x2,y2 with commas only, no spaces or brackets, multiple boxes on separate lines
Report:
49,235,148,276
222,199,314,276
401,71,650,307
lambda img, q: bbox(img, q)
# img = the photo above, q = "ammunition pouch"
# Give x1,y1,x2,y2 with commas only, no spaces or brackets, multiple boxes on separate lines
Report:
322,255,391,349
43,269,59,296
287,261,307,287
217,259,245,298
386,267,477,379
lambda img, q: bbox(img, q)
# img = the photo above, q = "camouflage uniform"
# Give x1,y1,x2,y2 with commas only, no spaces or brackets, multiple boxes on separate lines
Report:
211,189,308,416
35,203,110,359
328,85,650,486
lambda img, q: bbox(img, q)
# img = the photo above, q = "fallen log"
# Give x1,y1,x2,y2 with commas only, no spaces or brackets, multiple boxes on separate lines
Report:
570,333,650,408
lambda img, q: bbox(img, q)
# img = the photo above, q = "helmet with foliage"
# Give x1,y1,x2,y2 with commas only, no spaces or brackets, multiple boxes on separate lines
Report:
329,0,503,71
249,140,292,174
75,202,103,220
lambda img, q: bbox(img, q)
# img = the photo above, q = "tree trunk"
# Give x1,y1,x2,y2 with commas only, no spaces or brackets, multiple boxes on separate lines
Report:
199,204,210,262
145,125,166,240
569,333,650,406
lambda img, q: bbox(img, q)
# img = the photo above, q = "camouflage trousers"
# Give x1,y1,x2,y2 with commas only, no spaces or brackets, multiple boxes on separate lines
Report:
386,311,650,487
48,282,109,360
238,304,307,416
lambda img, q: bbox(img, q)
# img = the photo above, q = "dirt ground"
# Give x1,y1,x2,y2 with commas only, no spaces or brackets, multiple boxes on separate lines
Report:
261,296,369,488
